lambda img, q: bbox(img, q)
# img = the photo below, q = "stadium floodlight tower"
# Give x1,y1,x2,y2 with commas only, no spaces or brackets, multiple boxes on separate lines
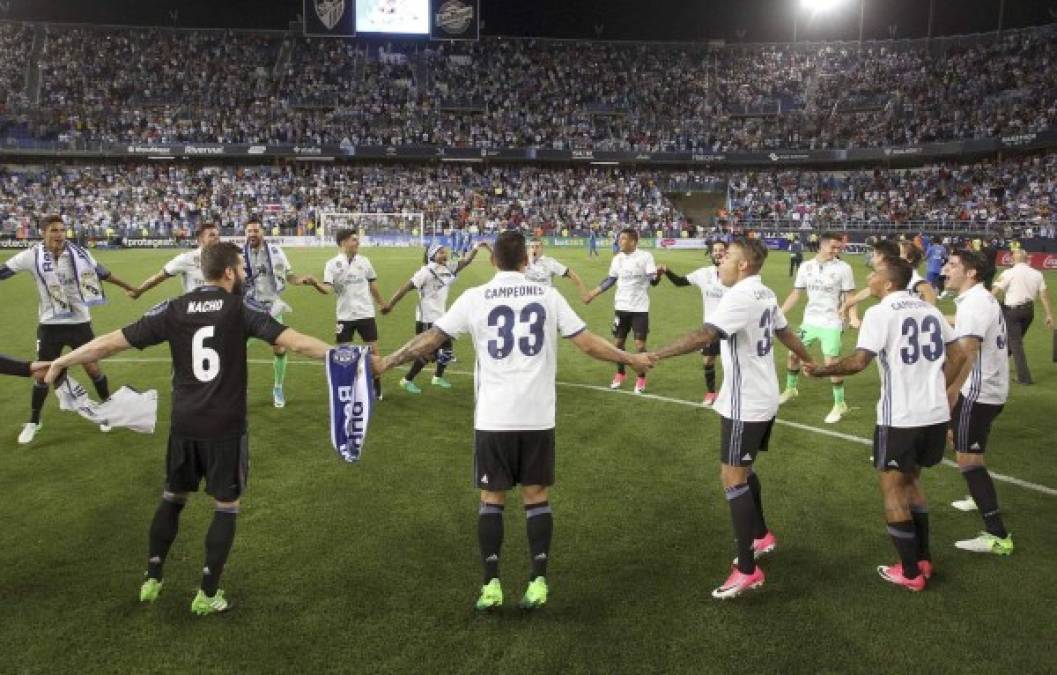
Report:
793,0,863,44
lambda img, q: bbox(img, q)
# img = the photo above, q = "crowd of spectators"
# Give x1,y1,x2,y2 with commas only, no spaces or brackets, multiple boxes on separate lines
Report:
727,152,1057,236
0,23,31,109
2,156,1055,241
0,22,1054,150
0,164,688,240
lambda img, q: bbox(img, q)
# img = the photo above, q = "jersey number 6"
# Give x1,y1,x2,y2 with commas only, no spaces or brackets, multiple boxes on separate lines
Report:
192,326,221,382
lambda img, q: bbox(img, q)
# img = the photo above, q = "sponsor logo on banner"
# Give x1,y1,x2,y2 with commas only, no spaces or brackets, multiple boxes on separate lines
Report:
315,0,345,30
127,145,171,155
658,238,711,250
0,239,36,248
1001,132,1037,147
997,250,1057,271
248,145,267,155
769,152,811,162
692,153,726,162
293,146,322,155
572,149,594,160
885,147,923,156
435,0,474,34
125,239,178,248
183,145,224,156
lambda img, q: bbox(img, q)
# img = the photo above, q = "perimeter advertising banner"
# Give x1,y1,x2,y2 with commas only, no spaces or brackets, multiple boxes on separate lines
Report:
304,0,356,37
430,0,479,40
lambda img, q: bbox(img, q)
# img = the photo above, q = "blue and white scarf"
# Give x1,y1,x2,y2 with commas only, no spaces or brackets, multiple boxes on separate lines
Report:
325,346,375,463
243,242,288,297
34,242,105,318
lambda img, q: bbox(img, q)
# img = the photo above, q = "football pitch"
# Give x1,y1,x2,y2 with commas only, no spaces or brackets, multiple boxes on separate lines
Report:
1,245,1055,674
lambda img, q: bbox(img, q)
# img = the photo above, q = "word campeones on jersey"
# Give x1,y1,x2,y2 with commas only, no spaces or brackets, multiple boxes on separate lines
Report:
434,272,586,431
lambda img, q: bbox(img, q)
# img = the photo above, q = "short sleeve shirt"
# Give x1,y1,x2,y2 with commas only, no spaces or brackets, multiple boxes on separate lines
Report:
433,271,587,431
324,254,378,321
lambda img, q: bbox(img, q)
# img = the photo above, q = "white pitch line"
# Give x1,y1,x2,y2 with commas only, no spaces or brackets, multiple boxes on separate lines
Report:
106,357,1057,498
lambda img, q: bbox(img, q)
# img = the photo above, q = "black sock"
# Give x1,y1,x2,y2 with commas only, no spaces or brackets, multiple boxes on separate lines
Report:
725,484,757,574
478,503,504,583
962,466,1008,538
31,382,48,424
373,377,382,397
92,374,110,400
406,359,426,382
525,502,553,580
887,520,920,578
435,362,447,378
746,471,768,539
704,364,717,393
616,363,626,375
201,506,238,596
147,494,187,580
911,505,930,562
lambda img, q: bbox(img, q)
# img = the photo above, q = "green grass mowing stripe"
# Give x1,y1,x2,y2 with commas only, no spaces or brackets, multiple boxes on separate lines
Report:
105,356,1057,498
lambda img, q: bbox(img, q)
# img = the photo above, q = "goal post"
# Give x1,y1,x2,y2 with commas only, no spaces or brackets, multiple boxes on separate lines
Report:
318,212,430,248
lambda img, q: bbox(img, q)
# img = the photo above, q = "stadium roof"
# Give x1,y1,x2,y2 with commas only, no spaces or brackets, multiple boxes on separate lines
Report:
3,0,1055,42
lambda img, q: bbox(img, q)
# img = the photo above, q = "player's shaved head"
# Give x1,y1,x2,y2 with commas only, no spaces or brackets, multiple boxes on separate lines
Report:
494,230,528,271
202,241,242,282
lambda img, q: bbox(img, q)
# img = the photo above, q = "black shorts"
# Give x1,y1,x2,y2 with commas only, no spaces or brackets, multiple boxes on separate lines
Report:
474,429,555,491
336,318,378,343
165,433,249,502
872,423,947,473
36,322,94,360
612,311,649,340
700,341,721,357
720,416,774,467
951,395,1004,454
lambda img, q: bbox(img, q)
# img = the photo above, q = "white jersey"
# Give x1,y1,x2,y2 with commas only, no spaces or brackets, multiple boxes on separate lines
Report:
794,257,856,329
608,249,658,312
524,255,568,286
324,254,378,321
705,275,788,422
246,243,291,303
686,265,727,321
856,291,955,427
434,271,587,431
410,261,459,323
163,249,207,293
953,283,1009,406
2,246,107,325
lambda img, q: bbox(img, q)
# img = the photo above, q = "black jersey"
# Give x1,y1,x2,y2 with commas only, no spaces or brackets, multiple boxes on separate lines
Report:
123,286,286,438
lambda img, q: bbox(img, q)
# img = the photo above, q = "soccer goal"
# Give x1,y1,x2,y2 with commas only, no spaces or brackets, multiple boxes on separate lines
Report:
318,212,429,248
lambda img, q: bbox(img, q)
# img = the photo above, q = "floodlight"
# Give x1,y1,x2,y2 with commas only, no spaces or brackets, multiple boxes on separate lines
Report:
800,0,844,11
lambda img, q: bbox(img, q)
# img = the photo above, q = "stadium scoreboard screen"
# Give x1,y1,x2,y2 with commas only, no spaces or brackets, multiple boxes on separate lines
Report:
305,0,479,39
357,0,429,34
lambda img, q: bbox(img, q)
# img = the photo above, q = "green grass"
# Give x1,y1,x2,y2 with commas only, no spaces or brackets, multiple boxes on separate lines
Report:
1,245,1055,674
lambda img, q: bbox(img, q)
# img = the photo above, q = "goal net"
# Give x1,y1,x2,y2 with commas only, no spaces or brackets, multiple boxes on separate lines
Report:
318,212,429,247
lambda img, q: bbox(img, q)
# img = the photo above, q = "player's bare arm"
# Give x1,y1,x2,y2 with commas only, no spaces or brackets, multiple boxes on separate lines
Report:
780,288,802,315
454,242,489,274
287,272,328,294
946,336,980,404
43,329,132,385
132,269,172,298
375,327,449,373
568,330,655,370
584,275,616,304
804,348,872,378
272,328,332,360
368,280,385,309
381,278,415,315
102,271,139,297
775,327,814,365
651,324,721,360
